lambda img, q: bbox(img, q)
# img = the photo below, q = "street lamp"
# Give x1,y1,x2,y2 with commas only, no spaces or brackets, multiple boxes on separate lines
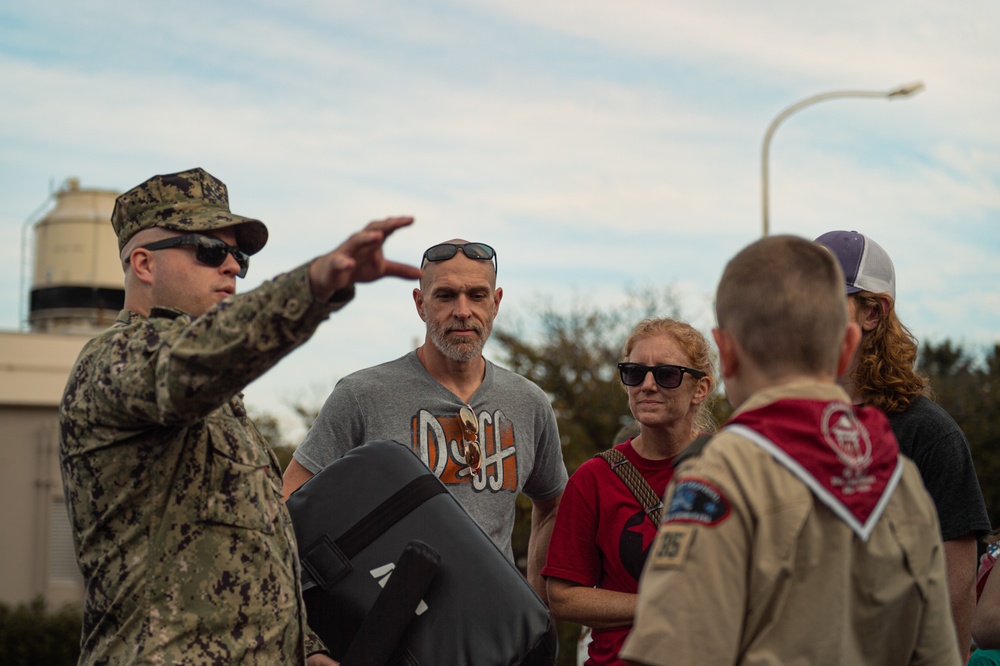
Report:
760,81,924,237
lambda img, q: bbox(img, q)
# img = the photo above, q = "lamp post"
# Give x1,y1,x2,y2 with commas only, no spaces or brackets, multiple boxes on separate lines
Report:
761,81,924,237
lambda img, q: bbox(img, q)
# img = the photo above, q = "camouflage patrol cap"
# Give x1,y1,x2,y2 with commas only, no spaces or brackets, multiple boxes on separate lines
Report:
112,167,268,255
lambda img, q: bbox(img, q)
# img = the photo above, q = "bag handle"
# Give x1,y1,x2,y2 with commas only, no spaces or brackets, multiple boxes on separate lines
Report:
341,539,440,666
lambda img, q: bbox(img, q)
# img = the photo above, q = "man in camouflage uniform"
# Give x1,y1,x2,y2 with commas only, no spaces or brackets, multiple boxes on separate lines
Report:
59,167,419,665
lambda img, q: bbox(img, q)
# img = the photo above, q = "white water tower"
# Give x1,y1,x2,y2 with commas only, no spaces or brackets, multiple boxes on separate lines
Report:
28,178,123,333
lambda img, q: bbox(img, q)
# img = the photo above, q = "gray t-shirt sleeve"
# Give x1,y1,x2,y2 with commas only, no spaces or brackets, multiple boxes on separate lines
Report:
518,381,568,502
293,377,367,473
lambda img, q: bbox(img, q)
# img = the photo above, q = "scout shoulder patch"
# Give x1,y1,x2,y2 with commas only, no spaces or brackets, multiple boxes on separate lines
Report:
665,477,730,526
650,524,695,568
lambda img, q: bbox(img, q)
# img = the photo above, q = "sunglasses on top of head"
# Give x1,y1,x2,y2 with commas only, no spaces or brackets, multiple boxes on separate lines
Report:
126,234,251,278
421,242,497,275
617,362,707,390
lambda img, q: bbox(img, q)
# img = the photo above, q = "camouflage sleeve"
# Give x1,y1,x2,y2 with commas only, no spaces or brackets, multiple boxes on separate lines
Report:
83,264,350,427
304,629,330,659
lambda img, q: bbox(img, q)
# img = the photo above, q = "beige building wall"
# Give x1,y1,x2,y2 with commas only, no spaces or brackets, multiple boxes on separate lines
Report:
0,330,94,607
1,177,122,609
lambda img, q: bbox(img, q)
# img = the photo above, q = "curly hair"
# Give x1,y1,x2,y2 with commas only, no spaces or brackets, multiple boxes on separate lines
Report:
620,317,718,434
851,292,931,413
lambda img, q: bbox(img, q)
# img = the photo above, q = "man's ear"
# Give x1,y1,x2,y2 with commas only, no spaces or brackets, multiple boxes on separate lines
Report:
859,297,890,332
712,328,738,379
492,287,503,316
413,287,427,322
837,322,862,378
127,249,156,286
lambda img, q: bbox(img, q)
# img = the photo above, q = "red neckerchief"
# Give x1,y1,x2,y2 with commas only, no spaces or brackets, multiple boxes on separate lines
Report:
726,398,902,542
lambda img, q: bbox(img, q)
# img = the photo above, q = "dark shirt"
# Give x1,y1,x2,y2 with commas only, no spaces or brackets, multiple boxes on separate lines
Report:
887,395,991,541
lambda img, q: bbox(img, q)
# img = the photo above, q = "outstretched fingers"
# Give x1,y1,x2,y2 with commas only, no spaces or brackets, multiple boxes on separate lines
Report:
308,216,420,299
381,259,423,280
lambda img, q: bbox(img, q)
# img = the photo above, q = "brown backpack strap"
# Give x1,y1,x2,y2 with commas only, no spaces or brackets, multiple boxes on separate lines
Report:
596,449,663,525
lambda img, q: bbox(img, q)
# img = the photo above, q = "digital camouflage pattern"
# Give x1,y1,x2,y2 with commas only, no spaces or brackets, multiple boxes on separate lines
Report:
112,168,268,255
59,264,348,665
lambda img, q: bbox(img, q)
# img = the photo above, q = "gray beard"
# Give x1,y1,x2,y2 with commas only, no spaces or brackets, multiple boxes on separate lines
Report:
428,322,488,362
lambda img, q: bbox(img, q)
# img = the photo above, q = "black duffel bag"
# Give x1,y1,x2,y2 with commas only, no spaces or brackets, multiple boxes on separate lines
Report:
285,439,558,666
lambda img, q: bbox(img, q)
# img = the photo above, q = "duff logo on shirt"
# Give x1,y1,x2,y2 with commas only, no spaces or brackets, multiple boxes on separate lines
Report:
821,403,875,495
410,409,518,492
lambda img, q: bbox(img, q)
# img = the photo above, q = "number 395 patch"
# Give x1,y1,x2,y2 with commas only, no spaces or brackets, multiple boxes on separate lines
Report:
650,524,695,568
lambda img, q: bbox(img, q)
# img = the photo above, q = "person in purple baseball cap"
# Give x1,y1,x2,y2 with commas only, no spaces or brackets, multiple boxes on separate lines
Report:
816,230,991,663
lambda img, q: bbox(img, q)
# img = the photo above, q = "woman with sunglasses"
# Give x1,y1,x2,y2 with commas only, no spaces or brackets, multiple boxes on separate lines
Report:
542,317,715,665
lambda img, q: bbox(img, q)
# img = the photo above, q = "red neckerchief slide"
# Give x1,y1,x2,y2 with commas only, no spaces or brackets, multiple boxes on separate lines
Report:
727,398,903,542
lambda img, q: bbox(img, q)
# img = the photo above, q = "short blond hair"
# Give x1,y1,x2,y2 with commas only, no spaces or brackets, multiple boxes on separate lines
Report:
716,235,847,377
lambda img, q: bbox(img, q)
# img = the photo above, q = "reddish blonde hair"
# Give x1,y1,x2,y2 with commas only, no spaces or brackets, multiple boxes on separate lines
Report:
851,292,930,413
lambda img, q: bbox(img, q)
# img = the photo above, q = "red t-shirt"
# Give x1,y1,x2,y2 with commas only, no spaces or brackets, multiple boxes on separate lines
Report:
542,439,676,666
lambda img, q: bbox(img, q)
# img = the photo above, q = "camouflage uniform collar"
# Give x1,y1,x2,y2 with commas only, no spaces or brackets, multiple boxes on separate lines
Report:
117,307,189,323
148,306,189,321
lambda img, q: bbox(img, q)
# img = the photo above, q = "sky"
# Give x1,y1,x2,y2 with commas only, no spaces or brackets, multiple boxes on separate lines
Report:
2,1,998,438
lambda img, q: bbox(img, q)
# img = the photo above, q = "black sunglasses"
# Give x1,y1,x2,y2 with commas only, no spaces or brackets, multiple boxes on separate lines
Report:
617,363,707,389
421,242,497,274
126,234,251,278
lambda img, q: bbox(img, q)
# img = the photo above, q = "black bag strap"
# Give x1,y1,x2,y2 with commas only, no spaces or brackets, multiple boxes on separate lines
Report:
341,539,440,666
596,449,663,525
337,474,445,558
301,474,446,591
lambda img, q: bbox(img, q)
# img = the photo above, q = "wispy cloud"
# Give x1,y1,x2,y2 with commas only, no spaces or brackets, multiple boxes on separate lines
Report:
1,1,997,429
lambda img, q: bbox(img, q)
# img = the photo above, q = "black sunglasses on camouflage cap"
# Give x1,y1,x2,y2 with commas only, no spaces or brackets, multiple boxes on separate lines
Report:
421,242,497,275
125,234,251,279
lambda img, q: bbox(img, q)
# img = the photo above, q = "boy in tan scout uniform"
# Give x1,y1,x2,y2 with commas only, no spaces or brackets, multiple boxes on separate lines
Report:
621,235,959,666
59,168,419,665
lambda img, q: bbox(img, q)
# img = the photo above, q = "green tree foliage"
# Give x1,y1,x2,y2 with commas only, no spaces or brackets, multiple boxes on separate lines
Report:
920,342,1000,529
251,406,323,474
0,598,81,666
249,410,296,471
493,287,692,475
